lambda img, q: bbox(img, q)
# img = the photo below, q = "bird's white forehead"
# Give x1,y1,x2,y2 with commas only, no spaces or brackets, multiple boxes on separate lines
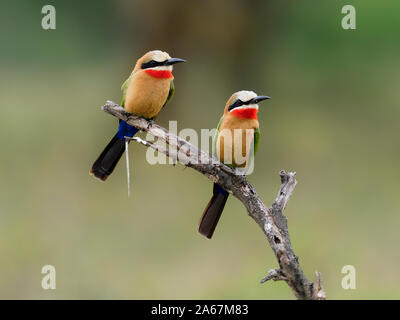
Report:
151,50,171,62
235,90,257,102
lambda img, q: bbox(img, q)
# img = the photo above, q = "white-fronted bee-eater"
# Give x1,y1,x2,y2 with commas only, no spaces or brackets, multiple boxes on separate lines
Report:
90,50,185,181
199,90,271,239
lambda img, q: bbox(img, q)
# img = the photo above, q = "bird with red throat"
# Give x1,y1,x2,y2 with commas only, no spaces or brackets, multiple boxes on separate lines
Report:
90,50,185,181
199,90,271,239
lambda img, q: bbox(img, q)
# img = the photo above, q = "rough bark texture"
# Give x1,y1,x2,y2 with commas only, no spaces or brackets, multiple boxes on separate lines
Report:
101,100,326,300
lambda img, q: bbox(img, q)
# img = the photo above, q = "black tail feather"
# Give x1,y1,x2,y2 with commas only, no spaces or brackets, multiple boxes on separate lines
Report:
90,135,127,181
198,183,229,239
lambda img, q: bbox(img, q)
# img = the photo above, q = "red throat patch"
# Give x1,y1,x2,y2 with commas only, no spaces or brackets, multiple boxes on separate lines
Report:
231,108,258,119
145,69,174,79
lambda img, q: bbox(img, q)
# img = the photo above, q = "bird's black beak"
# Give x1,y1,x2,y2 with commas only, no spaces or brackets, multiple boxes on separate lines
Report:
250,96,271,104
164,58,186,66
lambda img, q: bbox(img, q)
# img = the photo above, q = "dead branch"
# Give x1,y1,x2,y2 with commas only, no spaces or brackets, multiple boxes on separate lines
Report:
101,100,326,300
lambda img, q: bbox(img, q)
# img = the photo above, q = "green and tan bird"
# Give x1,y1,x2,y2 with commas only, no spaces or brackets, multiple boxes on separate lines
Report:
90,50,185,181
199,90,271,239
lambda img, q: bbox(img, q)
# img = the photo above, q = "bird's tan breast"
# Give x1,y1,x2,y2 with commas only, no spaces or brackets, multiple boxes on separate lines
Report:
216,115,259,167
124,71,171,119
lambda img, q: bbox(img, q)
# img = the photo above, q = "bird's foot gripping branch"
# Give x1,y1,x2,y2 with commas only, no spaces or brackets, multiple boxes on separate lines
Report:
101,100,326,300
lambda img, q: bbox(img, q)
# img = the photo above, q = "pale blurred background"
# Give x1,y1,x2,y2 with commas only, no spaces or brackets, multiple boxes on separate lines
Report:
0,0,399,299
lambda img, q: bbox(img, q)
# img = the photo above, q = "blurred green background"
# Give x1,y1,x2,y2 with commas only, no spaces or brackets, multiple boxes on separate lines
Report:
0,0,399,299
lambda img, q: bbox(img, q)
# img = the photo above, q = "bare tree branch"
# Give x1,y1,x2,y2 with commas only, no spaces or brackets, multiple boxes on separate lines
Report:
101,100,326,300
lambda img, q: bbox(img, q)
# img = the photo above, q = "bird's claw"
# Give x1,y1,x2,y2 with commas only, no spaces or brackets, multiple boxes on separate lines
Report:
147,119,155,129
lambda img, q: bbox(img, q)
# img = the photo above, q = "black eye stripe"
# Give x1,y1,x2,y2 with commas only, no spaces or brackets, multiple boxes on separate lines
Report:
228,98,254,111
141,60,165,69
228,99,243,111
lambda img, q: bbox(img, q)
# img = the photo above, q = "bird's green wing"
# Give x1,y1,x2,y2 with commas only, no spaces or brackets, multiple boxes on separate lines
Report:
254,127,260,156
212,116,224,157
162,80,175,109
244,127,260,173
120,73,135,107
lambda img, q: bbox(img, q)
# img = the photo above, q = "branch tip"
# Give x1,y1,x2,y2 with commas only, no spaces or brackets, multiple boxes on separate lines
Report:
313,271,326,300
260,269,287,283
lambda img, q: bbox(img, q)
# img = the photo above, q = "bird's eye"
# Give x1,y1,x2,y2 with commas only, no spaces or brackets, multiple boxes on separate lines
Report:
228,99,244,111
